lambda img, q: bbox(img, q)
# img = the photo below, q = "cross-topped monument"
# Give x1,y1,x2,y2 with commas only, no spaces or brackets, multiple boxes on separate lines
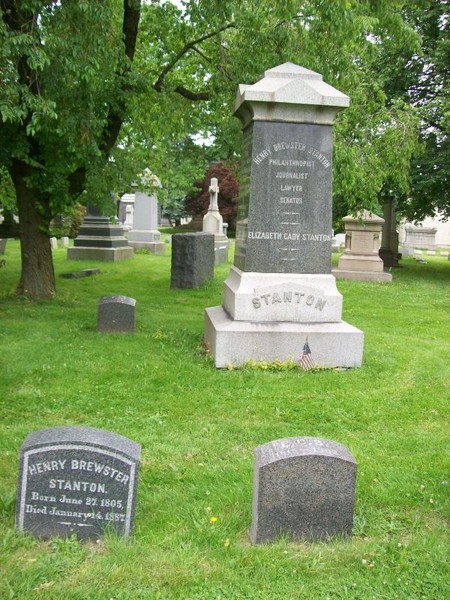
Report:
204,63,364,368
208,177,220,212
203,177,230,264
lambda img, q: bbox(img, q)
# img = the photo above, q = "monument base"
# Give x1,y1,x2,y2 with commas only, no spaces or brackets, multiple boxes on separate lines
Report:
128,241,166,254
332,268,392,283
204,306,364,368
67,247,134,262
223,267,343,323
128,229,165,254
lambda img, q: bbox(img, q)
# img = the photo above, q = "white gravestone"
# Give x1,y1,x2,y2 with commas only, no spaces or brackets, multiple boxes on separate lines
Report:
128,180,165,254
203,178,230,265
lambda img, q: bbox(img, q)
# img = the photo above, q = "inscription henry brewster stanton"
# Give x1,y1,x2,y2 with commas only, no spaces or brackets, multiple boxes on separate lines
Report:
204,63,364,367
16,426,141,540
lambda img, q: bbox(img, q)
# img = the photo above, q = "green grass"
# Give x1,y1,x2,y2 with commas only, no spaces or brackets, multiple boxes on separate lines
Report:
0,240,449,599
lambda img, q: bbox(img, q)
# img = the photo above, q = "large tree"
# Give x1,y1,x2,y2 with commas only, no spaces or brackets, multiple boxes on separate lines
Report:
134,0,423,224
396,0,449,221
1,0,430,299
0,0,141,299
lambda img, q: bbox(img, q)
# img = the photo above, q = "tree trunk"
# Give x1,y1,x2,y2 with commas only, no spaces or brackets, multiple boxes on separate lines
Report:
11,161,56,300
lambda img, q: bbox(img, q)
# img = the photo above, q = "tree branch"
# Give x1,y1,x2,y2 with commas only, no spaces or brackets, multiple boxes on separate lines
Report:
173,85,211,101
99,0,141,156
153,22,235,94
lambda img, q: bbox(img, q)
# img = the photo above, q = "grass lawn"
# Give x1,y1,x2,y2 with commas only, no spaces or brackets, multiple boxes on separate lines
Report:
0,239,449,599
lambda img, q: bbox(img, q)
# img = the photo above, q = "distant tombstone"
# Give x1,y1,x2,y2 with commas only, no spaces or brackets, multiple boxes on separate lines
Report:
124,204,134,230
170,233,214,289
250,437,357,544
50,237,58,249
404,225,437,250
97,296,136,333
60,236,70,248
127,181,165,254
68,203,134,262
379,198,400,267
16,426,141,540
202,177,230,265
333,210,392,282
0,239,7,254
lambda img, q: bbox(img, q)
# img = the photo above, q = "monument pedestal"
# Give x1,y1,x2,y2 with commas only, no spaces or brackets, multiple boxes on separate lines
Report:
128,229,165,254
205,306,363,368
68,216,133,262
205,268,363,368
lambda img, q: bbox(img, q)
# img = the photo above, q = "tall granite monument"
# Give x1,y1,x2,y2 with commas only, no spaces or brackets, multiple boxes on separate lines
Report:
204,63,364,368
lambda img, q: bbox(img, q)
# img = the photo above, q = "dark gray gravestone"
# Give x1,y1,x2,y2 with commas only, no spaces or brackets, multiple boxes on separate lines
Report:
16,426,141,540
171,233,214,289
97,295,136,333
234,122,333,275
250,437,357,544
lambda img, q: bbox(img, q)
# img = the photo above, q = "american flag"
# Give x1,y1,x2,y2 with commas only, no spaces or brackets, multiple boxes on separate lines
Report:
298,339,315,371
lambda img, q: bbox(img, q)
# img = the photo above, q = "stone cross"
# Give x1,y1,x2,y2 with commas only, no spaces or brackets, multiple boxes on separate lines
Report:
208,178,219,212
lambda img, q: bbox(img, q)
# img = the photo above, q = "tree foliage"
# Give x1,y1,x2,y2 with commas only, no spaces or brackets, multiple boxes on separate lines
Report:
0,0,141,298
185,161,239,230
1,0,445,298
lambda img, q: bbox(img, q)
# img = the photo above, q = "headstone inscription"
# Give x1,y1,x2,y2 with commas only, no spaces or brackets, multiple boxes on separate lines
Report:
204,63,364,368
97,296,136,333
16,426,141,540
250,437,357,544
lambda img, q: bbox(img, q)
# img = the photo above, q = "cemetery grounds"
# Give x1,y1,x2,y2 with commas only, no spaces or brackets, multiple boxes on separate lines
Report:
0,239,448,599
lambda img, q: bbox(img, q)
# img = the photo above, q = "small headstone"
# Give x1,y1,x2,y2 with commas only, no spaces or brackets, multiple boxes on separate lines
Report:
250,437,357,544
16,426,141,540
170,233,214,288
97,296,136,333
60,236,70,248
50,237,58,249
0,239,7,254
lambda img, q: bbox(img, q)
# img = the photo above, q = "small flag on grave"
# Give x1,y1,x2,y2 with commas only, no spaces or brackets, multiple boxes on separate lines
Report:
298,338,315,371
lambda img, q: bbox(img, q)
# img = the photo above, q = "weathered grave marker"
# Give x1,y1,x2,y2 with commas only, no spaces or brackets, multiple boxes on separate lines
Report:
203,178,230,265
97,295,136,333
16,426,141,540
250,437,357,544
170,233,214,288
